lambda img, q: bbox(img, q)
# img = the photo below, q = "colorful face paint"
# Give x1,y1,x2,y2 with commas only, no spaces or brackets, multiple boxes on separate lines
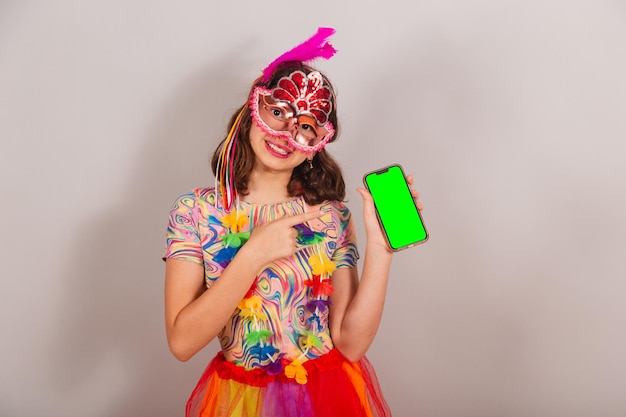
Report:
250,71,335,154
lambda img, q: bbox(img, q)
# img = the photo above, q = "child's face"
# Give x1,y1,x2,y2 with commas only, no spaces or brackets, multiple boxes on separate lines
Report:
249,70,335,154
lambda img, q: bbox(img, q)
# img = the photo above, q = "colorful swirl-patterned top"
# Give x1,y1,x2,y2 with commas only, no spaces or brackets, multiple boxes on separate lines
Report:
163,187,359,377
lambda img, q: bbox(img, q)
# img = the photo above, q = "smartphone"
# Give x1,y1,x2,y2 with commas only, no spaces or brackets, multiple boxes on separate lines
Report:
363,164,428,251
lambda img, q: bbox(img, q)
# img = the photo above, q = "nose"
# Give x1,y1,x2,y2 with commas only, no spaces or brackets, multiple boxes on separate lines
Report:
286,118,299,136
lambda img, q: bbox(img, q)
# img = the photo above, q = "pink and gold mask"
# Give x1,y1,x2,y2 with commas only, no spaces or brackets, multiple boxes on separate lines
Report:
250,70,335,154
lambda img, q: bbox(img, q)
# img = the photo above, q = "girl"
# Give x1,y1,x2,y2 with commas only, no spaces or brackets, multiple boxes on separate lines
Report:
163,28,422,417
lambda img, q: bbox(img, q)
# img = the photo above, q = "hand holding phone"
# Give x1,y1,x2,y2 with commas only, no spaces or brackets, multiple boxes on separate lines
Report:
363,164,428,251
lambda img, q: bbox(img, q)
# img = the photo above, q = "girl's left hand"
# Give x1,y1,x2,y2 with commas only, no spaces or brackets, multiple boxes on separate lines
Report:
356,174,423,252
406,174,423,210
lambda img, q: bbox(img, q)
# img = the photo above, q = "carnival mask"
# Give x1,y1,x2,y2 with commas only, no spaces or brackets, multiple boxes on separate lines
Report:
250,70,335,154
216,28,337,210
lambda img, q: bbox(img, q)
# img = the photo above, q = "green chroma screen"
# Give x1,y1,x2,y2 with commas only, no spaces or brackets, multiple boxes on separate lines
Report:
364,165,427,250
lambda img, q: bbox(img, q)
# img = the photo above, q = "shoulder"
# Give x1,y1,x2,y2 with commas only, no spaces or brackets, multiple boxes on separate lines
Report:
324,200,359,257
190,187,217,203
322,200,355,232
325,200,353,218
170,187,217,207
167,187,222,223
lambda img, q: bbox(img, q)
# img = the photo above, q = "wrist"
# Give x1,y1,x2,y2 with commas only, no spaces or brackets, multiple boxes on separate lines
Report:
236,243,269,272
365,239,394,257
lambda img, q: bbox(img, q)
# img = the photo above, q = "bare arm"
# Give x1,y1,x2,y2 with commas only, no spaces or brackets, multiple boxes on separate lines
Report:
164,209,325,362
328,250,392,362
329,176,422,362
164,249,265,362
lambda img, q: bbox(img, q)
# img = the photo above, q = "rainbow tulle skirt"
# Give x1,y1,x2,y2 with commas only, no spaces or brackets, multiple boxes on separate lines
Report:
186,349,392,417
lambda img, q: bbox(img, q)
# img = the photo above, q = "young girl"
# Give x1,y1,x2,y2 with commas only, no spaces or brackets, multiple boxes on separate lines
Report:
163,28,421,417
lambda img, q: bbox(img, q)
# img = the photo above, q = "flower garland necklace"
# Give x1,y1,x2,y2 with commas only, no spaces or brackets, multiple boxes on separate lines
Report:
212,197,336,385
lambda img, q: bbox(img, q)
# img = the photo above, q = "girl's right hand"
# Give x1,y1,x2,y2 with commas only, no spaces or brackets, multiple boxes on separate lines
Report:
242,209,325,266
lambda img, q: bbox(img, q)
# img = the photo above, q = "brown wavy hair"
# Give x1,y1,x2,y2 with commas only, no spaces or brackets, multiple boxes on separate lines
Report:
211,61,345,205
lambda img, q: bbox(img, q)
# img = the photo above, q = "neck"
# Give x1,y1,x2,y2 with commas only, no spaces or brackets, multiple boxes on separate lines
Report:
244,169,293,204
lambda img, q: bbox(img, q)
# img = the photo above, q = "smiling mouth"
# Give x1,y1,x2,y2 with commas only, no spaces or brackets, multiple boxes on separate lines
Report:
265,139,293,157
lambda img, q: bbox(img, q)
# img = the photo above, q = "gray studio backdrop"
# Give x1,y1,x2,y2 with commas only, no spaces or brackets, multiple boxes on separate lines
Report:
1,1,625,416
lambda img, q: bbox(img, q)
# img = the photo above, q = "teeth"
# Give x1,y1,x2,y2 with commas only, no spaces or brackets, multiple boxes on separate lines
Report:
267,142,289,156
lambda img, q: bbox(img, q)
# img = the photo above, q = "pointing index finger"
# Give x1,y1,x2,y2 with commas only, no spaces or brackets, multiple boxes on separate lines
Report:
282,209,326,227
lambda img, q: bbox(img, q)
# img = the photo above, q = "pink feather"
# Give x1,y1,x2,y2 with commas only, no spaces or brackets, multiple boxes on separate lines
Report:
261,27,337,82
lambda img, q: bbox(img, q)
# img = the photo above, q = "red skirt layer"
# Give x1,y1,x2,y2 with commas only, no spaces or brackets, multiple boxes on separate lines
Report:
186,349,392,417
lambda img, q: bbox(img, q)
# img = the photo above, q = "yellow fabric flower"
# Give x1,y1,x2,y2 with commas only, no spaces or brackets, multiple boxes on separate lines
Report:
238,295,267,320
221,211,248,233
308,251,336,276
285,358,308,385
238,295,262,311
